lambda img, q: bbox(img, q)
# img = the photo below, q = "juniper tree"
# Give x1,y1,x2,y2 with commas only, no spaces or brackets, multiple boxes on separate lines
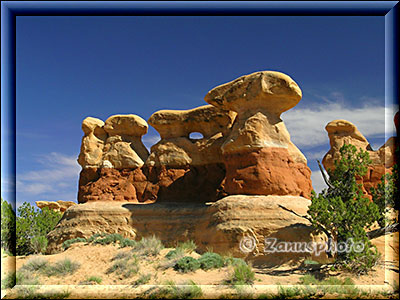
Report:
308,144,381,274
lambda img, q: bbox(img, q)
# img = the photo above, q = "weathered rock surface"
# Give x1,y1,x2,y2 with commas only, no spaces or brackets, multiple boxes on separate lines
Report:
47,195,329,266
36,200,77,213
205,71,312,197
77,117,107,168
322,119,396,198
143,105,236,203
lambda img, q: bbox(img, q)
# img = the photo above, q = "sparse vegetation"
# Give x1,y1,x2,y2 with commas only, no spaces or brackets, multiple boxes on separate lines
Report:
93,233,124,245
86,276,102,284
1,198,16,255
174,256,200,273
175,240,197,253
62,237,87,250
149,280,203,299
20,257,48,272
44,258,80,277
133,273,151,286
225,262,255,286
107,255,139,278
132,235,164,256
198,252,224,270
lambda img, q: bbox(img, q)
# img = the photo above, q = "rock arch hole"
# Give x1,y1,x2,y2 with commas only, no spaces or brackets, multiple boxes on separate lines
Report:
189,132,204,140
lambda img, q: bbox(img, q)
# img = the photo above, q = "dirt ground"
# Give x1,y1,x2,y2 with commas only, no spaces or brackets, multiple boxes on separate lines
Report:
1,232,398,299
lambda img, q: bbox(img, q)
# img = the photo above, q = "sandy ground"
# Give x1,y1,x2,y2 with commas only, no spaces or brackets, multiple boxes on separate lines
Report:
1,232,398,299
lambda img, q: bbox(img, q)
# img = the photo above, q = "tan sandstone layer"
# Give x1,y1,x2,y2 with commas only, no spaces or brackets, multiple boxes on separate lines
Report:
46,195,328,266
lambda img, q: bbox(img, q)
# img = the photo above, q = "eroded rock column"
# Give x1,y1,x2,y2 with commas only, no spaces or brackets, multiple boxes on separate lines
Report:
78,115,149,203
145,105,236,202
205,71,313,198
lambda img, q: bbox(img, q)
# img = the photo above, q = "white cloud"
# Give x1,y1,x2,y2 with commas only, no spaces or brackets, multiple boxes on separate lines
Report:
282,102,389,149
305,150,327,161
16,152,80,203
142,134,161,150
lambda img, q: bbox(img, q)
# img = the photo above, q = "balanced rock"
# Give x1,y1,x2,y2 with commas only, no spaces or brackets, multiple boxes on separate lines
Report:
205,71,312,198
36,200,77,213
77,114,149,203
144,105,236,202
77,117,107,168
322,119,395,198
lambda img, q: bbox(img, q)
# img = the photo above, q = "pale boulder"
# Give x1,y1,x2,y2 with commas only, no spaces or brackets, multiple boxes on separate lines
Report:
77,117,107,168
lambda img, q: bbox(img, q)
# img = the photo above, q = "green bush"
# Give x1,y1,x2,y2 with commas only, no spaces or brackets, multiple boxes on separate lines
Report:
31,236,48,254
1,198,16,255
16,203,62,255
87,233,107,243
174,256,200,273
44,258,80,276
86,276,102,284
120,238,137,248
226,263,255,285
165,248,185,260
2,272,16,289
198,252,224,270
224,257,247,267
93,233,124,245
62,237,87,250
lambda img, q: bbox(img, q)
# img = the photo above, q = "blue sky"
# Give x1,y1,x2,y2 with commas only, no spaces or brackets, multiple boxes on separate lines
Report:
2,15,396,207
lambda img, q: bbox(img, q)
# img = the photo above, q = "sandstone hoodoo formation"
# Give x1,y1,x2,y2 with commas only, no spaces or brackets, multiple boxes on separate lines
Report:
78,114,149,203
205,71,312,198
145,105,236,202
49,71,323,265
322,119,396,198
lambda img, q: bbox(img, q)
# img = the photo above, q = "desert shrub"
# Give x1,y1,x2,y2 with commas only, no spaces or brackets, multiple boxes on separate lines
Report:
113,250,132,261
133,273,151,286
16,203,62,255
93,233,124,245
198,252,224,270
31,236,48,254
151,280,203,299
107,255,139,278
132,235,164,256
174,256,200,273
44,258,80,276
120,238,137,248
16,287,71,300
1,198,16,255
20,257,48,272
86,276,102,284
62,237,87,250
224,257,247,267
87,233,107,243
308,144,384,274
226,263,255,285
176,240,197,253
165,248,185,260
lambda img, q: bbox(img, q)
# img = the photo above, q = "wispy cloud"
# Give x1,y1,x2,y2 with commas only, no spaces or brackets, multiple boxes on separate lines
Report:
142,134,161,150
16,152,80,204
282,101,390,149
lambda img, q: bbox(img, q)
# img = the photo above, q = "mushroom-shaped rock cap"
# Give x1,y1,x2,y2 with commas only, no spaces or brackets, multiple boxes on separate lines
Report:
148,104,236,139
104,114,148,137
82,117,105,135
204,71,302,115
325,119,368,143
